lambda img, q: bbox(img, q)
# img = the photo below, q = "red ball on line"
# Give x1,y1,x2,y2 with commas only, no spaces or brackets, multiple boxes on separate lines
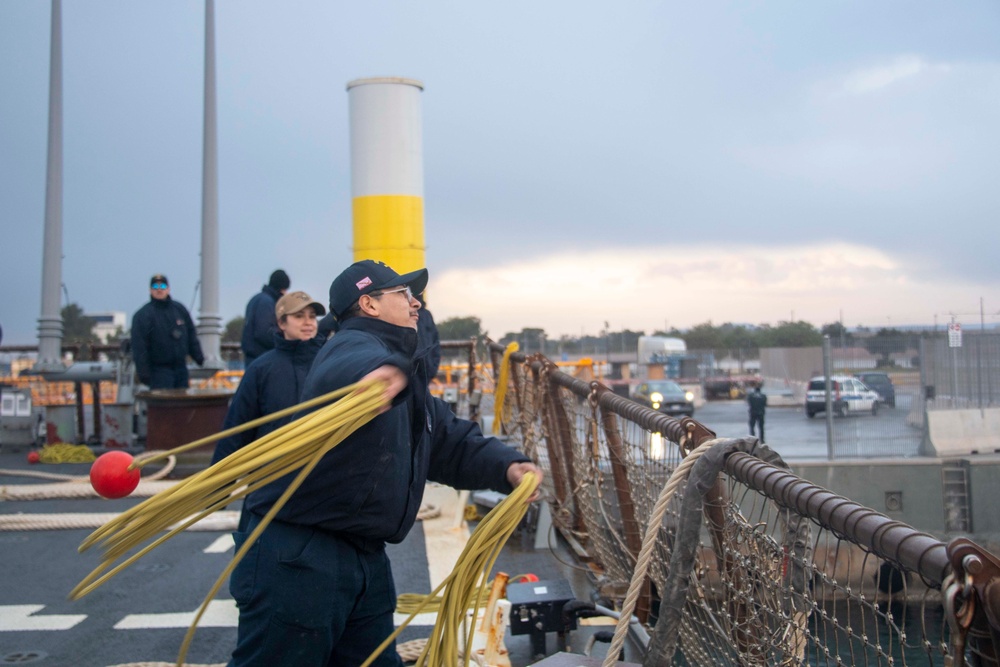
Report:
90,451,141,499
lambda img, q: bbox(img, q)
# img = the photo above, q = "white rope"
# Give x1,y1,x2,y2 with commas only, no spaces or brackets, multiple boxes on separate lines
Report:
603,437,726,667
1,479,182,502
1,454,177,502
0,511,240,532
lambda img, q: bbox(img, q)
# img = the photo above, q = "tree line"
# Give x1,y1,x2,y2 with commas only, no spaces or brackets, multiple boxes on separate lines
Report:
56,305,935,366
432,315,935,363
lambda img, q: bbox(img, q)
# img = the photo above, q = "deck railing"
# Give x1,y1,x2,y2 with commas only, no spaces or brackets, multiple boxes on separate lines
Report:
486,340,1000,666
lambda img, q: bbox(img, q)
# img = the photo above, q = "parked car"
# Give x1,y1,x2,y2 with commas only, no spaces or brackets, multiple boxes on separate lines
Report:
632,380,695,417
805,375,880,418
855,371,896,407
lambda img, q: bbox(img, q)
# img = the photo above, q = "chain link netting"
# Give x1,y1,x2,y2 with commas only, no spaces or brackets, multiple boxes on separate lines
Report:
487,342,1000,666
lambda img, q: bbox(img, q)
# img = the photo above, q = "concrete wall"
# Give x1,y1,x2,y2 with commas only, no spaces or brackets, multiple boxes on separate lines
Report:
788,457,1000,547
969,461,1000,535
790,459,947,533
927,407,1000,456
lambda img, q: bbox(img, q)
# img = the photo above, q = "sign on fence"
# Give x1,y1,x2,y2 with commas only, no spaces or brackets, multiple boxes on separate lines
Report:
948,322,962,348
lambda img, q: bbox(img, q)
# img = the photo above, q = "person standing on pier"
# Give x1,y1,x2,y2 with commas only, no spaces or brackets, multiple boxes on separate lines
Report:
130,274,204,389
748,382,767,443
226,259,541,667
240,269,290,366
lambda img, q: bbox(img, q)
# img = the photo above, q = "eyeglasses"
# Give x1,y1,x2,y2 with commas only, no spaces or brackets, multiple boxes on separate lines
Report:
151,283,168,290
371,286,413,301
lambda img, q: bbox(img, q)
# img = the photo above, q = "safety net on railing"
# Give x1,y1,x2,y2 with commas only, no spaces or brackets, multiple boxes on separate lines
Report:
485,341,1000,667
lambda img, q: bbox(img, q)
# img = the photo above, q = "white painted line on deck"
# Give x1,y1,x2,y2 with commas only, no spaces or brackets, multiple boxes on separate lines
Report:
114,599,238,629
204,534,234,553
112,599,436,630
420,483,471,589
0,605,87,631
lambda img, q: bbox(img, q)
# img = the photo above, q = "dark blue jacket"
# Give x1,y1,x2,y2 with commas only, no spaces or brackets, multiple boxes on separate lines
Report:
243,316,529,544
211,333,325,464
130,297,204,384
417,307,441,380
240,285,283,365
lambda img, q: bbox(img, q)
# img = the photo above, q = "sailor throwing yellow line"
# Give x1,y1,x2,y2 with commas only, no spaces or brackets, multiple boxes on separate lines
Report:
72,259,542,667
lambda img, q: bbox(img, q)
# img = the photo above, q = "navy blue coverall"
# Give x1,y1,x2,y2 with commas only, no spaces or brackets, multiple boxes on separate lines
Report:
227,316,530,667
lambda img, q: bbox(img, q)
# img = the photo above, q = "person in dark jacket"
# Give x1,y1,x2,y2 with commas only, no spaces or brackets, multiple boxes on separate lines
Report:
240,269,290,365
130,274,204,389
227,259,541,667
416,292,441,381
212,290,326,465
748,382,767,443
316,311,338,339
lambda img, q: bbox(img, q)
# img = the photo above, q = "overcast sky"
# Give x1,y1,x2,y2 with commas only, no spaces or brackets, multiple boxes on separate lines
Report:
2,1,998,345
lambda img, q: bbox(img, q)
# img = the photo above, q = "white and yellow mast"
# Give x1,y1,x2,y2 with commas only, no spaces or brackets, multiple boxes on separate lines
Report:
346,77,426,274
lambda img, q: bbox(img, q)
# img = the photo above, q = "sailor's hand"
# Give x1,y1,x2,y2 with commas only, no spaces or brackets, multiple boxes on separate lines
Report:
506,462,543,502
362,365,408,413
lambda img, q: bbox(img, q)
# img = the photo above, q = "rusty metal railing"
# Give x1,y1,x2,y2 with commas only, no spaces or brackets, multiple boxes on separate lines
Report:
487,340,1000,666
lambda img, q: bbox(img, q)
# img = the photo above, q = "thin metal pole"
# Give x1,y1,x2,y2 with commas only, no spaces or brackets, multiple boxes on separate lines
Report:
196,0,223,370
823,335,834,460
979,297,985,413
951,317,959,409
36,0,65,371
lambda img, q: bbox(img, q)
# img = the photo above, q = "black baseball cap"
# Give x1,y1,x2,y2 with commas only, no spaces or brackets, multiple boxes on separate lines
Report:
329,260,428,319
150,274,169,287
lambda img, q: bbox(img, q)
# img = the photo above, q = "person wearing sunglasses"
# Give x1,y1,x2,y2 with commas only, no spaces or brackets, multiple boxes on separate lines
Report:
129,274,204,389
226,259,541,667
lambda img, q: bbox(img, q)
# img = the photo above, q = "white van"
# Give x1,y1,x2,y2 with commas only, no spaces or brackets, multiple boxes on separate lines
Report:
805,375,880,418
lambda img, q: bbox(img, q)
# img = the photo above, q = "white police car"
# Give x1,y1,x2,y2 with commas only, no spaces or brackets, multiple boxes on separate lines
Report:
805,375,880,418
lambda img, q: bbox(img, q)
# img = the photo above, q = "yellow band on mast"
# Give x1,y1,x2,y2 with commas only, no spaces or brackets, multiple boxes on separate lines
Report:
352,194,425,273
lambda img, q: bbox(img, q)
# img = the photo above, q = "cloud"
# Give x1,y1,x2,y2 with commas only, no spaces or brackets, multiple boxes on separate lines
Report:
428,243,992,337
833,55,951,96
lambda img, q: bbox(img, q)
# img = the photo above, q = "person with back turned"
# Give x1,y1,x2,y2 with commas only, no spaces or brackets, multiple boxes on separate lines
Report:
225,259,541,667
241,269,290,365
748,382,767,443
130,274,204,389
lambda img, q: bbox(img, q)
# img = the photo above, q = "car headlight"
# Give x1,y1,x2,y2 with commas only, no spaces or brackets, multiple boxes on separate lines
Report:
649,432,665,460
650,392,663,403
685,391,694,402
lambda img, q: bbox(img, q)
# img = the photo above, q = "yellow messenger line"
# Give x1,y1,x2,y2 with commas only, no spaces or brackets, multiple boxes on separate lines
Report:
492,342,519,435
361,471,539,667
70,380,388,667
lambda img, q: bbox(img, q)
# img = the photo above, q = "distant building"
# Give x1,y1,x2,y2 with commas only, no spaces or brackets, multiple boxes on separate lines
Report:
87,311,127,343
831,347,878,371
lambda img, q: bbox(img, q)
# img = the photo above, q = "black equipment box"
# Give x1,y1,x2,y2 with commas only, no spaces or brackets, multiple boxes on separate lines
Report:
507,578,576,636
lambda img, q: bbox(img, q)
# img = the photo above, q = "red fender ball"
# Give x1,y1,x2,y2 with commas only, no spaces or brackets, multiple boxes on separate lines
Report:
521,573,539,583
27,451,40,464
89,451,141,499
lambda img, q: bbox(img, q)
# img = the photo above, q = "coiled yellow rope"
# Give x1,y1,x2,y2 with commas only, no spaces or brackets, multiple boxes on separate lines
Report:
38,442,96,464
70,380,387,667
395,573,537,614
492,342,519,435
364,471,539,667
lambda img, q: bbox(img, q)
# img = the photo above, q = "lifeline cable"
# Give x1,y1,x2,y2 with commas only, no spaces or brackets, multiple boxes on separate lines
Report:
70,380,387,667
363,471,540,667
